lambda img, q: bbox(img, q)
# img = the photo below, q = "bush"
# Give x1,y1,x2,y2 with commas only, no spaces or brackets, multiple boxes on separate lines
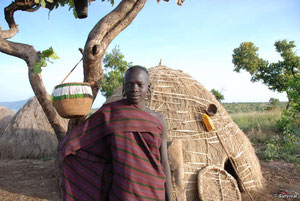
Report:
263,107,300,163
228,103,299,163
277,108,300,134
264,133,300,163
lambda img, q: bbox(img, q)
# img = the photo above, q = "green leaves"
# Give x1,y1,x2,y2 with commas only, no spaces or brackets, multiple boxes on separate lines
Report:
232,40,300,105
233,40,300,160
100,46,132,98
42,47,59,60
34,0,52,8
210,88,224,102
109,0,114,6
232,42,266,75
34,62,43,74
33,47,60,74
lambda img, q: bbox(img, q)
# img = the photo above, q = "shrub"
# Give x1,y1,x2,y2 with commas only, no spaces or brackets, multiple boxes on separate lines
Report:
263,107,300,163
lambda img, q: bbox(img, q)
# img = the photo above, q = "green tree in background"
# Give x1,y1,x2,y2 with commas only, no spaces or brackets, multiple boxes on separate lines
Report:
268,98,280,110
100,46,132,98
210,88,224,102
232,40,299,108
233,40,300,162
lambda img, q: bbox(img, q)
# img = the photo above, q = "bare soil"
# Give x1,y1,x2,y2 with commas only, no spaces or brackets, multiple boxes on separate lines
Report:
0,159,299,201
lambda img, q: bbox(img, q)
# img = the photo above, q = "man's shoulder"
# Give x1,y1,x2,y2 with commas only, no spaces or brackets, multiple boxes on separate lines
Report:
146,108,165,122
101,99,127,109
91,100,127,117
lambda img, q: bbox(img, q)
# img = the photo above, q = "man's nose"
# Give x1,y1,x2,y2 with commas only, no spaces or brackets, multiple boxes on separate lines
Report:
131,84,138,91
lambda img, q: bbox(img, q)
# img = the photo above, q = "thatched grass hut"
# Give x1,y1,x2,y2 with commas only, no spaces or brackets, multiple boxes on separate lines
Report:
107,65,263,200
0,97,68,159
0,107,15,135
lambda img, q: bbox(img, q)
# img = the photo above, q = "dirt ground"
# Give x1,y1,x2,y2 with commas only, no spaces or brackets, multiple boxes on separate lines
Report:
0,159,299,201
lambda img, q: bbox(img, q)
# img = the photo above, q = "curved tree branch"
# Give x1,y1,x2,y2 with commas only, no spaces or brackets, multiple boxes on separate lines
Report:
1,0,183,141
0,0,39,39
0,38,67,141
0,0,68,142
83,0,147,98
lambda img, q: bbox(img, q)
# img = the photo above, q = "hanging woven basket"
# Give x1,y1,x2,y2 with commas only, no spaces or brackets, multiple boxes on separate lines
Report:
52,82,93,118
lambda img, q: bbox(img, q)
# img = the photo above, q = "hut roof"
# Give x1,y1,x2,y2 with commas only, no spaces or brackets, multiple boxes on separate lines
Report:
0,97,68,159
0,107,15,135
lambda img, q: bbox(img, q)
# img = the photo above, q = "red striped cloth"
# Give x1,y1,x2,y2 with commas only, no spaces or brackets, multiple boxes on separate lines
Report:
59,99,166,201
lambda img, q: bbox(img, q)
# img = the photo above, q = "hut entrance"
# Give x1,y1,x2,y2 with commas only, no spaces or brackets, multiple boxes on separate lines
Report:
224,157,243,192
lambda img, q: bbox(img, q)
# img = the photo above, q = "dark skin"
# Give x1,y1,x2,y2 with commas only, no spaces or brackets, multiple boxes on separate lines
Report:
124,67,172,201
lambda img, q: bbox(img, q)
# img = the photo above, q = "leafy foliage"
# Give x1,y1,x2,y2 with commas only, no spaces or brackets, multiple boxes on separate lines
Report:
232,40,299,104
34,47,59,74
264,129,300,163
232,40,300,163
227,102,299,163
33,0,114,18
210,88,224,102
34,0,50,8
266,98,280,110
269,98,279,107
100,46,132,98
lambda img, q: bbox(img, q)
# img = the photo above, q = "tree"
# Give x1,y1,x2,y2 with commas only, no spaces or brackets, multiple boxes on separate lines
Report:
233,40,300,157
268,98,280,110
232,40,300,109
0,0,183,142
100,46,132,98
210,88,224,102
269,98,279,106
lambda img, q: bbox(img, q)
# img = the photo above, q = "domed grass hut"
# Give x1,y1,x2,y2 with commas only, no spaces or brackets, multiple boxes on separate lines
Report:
0,97,68,159
0,107,15,135
107,65,263,201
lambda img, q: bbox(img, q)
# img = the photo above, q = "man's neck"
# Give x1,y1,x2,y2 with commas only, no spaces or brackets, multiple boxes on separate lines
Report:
136,101,146,111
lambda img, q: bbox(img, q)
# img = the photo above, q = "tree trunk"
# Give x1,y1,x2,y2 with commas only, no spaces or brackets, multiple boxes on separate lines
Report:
1,0,146,143
286,91,290,110
83,0,146,99
66,0,146,134
57,0,146,198
2,0,146,197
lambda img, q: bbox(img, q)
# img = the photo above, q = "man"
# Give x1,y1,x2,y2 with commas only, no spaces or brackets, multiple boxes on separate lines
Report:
59,66,172,201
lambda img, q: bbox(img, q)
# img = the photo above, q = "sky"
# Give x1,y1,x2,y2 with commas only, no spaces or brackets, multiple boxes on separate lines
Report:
0,0,299,108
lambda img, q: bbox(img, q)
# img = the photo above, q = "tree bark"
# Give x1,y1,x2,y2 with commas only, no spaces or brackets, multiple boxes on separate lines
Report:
0,0,68,142
56,1,147,199
1,0,146,142
0,0,147,140
83,0,146,98
66,0,146,133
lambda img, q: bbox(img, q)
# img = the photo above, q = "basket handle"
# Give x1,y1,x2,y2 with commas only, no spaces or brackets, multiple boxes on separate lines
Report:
60,48,84,84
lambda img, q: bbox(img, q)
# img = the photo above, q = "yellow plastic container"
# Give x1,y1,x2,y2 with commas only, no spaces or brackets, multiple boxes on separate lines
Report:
202,113,215,131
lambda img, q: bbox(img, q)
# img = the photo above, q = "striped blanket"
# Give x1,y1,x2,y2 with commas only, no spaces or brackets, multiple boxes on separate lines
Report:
59,99,166,201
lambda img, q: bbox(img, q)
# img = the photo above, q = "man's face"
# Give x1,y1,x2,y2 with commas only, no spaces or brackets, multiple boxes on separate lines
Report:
124,69,149,104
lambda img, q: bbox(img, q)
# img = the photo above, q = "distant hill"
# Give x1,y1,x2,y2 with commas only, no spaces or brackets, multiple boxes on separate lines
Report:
0,98,31,112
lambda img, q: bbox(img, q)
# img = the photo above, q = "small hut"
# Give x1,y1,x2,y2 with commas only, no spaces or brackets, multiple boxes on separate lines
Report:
0,107,15,135
0,97,68,159
107,65,263,201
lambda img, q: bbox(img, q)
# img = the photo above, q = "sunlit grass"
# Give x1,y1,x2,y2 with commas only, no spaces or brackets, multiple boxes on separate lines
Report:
231,110,282,155
231,110,282,134
229,108,299,163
